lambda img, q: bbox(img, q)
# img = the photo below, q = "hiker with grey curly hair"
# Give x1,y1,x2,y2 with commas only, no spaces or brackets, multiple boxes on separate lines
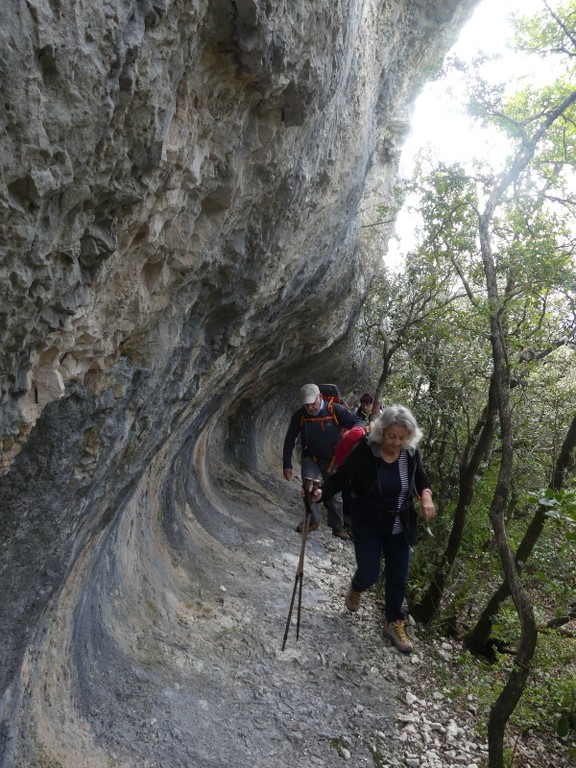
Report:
368,404,423,450
312,404,435,653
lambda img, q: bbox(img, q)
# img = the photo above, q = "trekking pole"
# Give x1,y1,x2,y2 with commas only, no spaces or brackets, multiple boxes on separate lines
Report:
281,478,319,651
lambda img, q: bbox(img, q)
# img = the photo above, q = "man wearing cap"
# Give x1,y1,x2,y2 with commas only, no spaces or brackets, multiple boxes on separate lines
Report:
282,384,364,540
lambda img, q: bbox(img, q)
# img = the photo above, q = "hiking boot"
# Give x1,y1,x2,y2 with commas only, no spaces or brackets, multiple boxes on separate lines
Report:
383,619,413,654
295,521,320,533
332,528,351,541
345,585,362,612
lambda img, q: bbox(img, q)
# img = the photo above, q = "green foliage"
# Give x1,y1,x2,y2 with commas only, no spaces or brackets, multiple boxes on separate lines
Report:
513,1,576,59
525,487,576,549
358,5,576,757
516,635,576,737
440,630,576,746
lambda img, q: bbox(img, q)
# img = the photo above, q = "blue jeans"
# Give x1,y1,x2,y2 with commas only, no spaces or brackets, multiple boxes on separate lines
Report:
350,515,410,622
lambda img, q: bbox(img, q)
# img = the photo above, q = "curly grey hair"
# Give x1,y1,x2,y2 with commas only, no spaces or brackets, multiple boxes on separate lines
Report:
368,404,423,454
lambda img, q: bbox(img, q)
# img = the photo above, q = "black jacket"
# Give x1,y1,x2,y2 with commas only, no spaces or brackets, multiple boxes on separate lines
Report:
321,436,431,545
282,401,363,469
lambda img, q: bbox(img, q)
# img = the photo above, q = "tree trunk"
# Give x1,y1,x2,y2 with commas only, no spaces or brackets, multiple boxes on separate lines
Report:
374,350,393,407
410,379,497,624
464,414,576,654
478,210,538,768
487,500,539,767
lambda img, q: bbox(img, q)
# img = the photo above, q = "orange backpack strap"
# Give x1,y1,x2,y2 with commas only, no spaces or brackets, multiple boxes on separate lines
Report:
301,399,339,427
325,399,340,427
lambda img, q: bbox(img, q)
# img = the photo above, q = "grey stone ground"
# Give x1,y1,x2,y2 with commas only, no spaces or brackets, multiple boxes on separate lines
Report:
205,469,574,768
134,457,571,768
3,462,574,768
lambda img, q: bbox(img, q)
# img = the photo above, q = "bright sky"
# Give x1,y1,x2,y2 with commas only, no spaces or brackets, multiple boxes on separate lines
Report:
400,0,554,176
389,0,563,261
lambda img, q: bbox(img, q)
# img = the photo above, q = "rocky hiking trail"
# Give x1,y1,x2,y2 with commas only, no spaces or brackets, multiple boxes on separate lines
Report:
208,471,574,768
73,464,574,768
257,522,491,768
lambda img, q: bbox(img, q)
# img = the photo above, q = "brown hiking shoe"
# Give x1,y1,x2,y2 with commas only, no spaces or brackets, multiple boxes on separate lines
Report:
345,585,362,612
332,528,351,541
383,619,413,653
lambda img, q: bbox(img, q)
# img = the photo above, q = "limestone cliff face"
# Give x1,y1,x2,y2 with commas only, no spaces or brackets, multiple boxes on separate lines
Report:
0,1,475,765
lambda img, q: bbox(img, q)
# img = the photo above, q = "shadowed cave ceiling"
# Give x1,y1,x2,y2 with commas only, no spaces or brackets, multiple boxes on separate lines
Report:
0,1,477,765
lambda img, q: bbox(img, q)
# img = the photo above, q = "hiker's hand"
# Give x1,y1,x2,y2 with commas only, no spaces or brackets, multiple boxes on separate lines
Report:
311,488,322,502
420,490,435,521
283,468,293,481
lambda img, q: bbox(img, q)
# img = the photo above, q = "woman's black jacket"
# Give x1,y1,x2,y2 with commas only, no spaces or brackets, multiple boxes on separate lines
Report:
321,436,431,546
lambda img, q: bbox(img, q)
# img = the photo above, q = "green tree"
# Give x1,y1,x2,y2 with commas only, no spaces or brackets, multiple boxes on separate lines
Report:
426,5,576,765
360,3,576,765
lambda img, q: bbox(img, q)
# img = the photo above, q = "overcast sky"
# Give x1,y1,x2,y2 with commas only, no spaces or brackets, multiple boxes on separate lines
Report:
388,0,562,261
399,0,557,176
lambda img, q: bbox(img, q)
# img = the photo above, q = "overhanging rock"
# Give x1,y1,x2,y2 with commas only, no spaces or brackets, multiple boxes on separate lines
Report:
0,1,477,765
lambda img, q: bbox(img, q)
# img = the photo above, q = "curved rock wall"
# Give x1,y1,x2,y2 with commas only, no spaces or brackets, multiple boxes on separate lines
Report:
0,0,476,765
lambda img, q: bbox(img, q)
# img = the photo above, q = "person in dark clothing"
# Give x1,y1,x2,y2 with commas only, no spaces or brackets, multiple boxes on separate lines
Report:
312,404,435,652
355,393,374,427
334,425,366,531
282,383,364,541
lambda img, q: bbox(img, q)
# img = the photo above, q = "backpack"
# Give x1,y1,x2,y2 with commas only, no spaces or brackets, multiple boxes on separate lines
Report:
299,394,342,430
299,384,346,431
318,383,345,408
299,386,346,471
334,426,365,467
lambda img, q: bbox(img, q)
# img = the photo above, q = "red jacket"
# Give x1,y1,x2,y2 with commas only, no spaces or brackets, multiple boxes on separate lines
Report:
334,426,366,467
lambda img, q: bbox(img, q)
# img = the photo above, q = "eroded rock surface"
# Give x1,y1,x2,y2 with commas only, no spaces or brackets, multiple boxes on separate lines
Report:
0,1,476,765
